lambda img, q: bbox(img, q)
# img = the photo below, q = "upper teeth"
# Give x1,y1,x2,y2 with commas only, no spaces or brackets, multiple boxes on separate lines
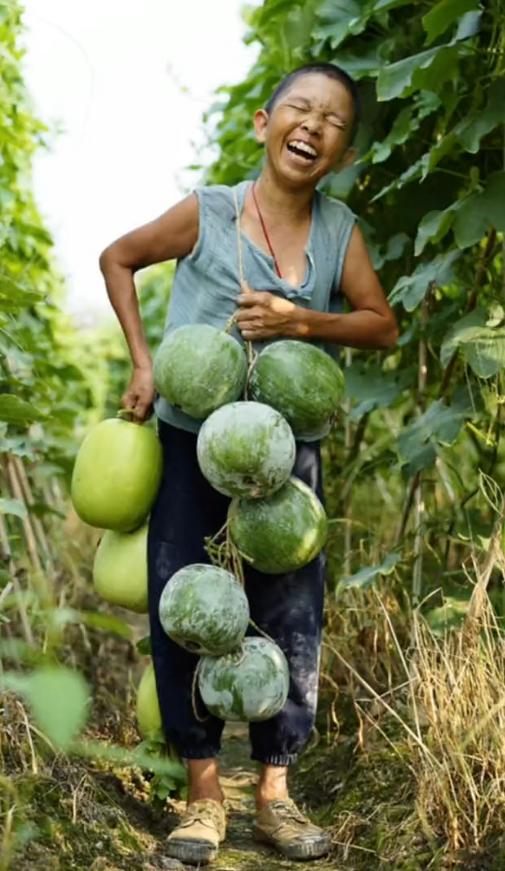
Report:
288,140,317,157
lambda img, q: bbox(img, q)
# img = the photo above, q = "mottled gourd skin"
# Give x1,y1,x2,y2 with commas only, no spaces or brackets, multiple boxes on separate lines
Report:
71,418,162,532
250,340,345,440
198,637,289,722
197,401,296,498
93,523,149,613
136,662,162,738
159,564,250,655
153,324,248,419
228,476,328,574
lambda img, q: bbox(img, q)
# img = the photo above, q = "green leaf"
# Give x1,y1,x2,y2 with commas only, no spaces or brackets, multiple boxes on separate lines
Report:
3,666,90,749
0,394,46,424
424,595,470,635
440,309,487,367
439,306,505,377
377,46,443,100
397,388,474,473
344,365,411,419
0,497,26,518
415,201,464,255
422,0,480,45
0,274,45,311
75,738,186,780
337,552,400,593
80,610,133,639
136,635,152,655
456,79,505,153
389,250,460,311
453,172,505,248
313,0,365,49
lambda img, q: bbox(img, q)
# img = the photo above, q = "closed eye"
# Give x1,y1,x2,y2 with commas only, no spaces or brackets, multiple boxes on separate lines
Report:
325,115,346,129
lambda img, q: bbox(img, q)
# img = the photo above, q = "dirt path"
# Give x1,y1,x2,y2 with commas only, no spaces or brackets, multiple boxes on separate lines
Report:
160,724,338,871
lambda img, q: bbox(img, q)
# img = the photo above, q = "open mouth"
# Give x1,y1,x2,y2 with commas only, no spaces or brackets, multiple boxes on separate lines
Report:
286,139,318,162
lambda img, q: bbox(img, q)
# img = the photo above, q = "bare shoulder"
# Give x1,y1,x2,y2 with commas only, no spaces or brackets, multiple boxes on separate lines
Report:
99,193,199,271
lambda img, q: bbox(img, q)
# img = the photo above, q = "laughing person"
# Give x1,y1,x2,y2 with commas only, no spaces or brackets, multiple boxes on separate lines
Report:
99,62,398,865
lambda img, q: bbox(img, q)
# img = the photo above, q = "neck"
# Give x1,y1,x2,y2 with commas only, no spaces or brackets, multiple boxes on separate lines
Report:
253,165,315,222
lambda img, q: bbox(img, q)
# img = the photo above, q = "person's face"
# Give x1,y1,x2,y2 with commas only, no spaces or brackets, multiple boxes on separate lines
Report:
254,73,356,187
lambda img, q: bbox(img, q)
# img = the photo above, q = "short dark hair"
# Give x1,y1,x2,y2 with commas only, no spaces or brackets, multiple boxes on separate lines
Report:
264,63,360,142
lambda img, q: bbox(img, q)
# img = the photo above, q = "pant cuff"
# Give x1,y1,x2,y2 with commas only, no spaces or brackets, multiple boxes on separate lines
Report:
250,751,298,766
180,746,221,760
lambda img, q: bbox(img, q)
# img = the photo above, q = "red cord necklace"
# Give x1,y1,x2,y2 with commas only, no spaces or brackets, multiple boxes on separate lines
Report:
251,181,283,278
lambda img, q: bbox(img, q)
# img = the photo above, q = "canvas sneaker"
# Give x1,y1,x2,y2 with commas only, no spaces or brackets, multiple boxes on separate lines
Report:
166,798,226,865
253,797,331,860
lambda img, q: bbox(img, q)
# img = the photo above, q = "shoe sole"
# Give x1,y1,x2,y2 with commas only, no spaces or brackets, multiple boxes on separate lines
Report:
253,827,332,861
166,837,218,865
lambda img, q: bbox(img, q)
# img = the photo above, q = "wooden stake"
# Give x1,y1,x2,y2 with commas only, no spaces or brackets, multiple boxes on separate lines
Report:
4,456,42,573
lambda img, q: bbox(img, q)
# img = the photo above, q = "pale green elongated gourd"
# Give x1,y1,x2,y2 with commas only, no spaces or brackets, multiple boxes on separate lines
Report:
153,324,247,419
197,401,296,499
71,418,162,532
136,662,162,738
159,564,249,656
93,523,148,613
228,476,327,574
198,637,289,722
249,340,345,440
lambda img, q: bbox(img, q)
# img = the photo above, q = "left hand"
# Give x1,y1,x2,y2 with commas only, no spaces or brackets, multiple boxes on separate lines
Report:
235,281,298,340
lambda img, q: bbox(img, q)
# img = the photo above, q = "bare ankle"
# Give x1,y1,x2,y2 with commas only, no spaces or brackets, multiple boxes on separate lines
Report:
187,757,225,806
256,764,289,810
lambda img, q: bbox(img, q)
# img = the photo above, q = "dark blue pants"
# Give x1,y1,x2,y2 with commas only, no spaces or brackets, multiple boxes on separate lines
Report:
147,420,325,766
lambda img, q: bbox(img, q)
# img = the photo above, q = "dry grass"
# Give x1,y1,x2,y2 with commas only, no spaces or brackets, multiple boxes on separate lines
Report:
411,602,505,853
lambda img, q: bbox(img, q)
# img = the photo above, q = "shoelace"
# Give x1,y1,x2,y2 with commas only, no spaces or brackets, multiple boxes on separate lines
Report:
269,800,308,826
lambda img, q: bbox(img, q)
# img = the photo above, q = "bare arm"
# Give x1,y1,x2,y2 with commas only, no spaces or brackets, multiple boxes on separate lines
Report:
98,194,199,421
235,225,399,349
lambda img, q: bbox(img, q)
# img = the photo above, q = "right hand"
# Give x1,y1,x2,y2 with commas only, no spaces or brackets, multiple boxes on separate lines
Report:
121,365,156,423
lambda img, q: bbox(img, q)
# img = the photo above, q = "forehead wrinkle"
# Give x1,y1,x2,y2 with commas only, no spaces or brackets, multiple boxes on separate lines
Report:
281,84,353,120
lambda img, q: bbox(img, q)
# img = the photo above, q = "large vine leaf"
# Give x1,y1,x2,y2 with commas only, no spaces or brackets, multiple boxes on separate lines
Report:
389,250,461,311
3,666,90,749
337,552,400,594
344,364,412,419
453,172,505,248
313,0,368,48
397,387,475,473
455,78,505,154
441,309,505,378
0,394,46,424
422,0,480,45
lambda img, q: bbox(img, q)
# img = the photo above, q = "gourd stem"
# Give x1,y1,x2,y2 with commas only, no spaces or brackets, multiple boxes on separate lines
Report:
116,408,136,422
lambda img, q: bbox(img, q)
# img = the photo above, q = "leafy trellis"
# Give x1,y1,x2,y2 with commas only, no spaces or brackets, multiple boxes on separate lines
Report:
201,0,505,603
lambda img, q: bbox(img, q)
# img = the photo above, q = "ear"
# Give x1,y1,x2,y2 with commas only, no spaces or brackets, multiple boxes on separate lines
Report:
253,108,269,144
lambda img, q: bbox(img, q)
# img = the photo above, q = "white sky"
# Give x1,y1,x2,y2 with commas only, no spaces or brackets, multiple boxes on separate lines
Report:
21,0,258,325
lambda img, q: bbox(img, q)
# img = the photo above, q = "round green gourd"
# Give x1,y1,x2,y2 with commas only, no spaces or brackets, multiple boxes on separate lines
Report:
197,401,295,498
159,564,249,655
71,418,162,532
249,340,344,440
93,523,148,613
228,476,327,574
198,637,289,722
153,324,247,419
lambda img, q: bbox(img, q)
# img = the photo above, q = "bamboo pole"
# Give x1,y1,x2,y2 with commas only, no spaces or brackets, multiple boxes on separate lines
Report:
4,456,42,573
13,456,54,571
412,297,429,605
0,511,34,646
343,347,353,577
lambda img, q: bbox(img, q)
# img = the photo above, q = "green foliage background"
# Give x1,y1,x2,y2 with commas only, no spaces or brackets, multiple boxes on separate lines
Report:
1,3,505,861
